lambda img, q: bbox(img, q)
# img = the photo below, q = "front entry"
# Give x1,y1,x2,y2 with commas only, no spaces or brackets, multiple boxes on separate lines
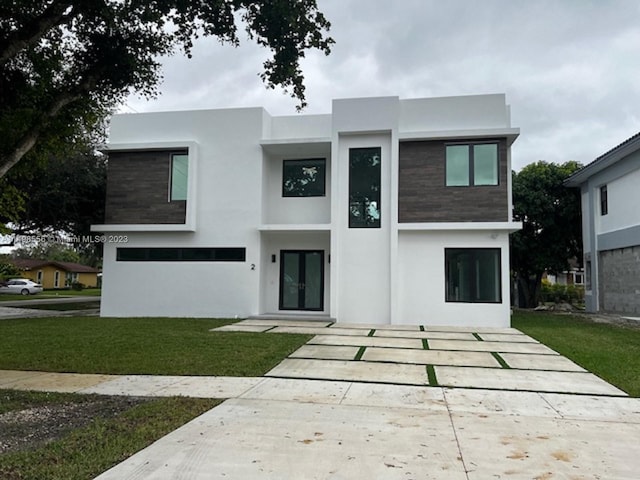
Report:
279,250,324,311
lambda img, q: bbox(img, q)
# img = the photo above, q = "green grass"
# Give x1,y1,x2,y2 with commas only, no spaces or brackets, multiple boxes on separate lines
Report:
0,289,101,302
42,288,102,297
0,390,220,480
14,302,100,311
512,311,640,396
0,317,312,376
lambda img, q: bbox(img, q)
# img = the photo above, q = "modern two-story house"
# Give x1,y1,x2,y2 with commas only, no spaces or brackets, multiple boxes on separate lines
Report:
93,94,521,327
565,132,640,316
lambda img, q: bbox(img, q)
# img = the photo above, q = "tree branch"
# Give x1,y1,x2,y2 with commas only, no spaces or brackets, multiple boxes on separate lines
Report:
0,1,74,66
0,65,105,178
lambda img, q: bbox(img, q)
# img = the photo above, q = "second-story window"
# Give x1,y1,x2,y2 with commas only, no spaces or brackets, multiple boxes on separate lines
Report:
600,185,608,215
349,147,381,228
170,153,189,201
282,158,326,197
446,143,498,186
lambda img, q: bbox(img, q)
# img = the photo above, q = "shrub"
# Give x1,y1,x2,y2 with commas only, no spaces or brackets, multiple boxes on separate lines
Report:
540,282,584,304
71,282,85,291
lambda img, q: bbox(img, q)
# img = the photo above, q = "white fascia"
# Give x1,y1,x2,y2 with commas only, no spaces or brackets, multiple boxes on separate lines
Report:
92,141,198,232
399,128,520,146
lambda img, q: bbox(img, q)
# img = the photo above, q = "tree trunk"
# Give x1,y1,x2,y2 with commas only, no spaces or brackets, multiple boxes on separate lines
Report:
516,272,544,308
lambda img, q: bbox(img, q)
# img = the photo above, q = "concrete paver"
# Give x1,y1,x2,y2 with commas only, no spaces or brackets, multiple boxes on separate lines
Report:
435,366,627,396
268,326,370,336
210,324,274,333
443,388,559,418
340,383,447,411
452,411,640,480
373,329,477,340
500,352,586,372
240,377,351,404
309,334,423,349
267,358,430,385
289,344,359,360
477,332,539,343
361,346,501,367
428,339,559,354
80,375,262,398
332,323,420,331
540,393,640,423
94,398,468,480
238,319,333,328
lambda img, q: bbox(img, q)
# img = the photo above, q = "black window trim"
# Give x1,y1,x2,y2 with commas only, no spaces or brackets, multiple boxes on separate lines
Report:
169,150,189,203
282,158,327,198
117,247,246,262
445,140,500,187
445,247,502,304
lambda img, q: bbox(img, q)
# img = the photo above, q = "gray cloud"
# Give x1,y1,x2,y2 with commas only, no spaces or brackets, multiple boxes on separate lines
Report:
124,0,640,170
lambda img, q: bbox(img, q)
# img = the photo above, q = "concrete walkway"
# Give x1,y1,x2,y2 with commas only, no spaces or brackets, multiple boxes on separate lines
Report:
2,319,640,479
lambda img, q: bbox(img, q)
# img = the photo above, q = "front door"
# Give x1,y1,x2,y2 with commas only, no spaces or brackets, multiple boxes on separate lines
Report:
279,250,324,311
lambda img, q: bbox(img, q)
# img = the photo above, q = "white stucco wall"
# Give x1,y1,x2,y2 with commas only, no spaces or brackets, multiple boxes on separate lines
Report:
397,230,512,327
262,153,331,225
100,95,518,326
334,133,393,324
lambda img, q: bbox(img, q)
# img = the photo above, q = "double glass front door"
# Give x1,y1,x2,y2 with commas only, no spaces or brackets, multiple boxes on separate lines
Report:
279,250,324,311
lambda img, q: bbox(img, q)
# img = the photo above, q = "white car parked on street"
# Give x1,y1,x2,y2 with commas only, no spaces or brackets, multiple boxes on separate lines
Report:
0,278,44,295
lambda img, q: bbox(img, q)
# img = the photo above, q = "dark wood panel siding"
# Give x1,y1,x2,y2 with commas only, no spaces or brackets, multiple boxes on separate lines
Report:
398,139,509,222
104,150,187,224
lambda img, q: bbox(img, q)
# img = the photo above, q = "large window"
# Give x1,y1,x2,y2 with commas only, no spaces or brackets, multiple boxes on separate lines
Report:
349,147,381,228
170,153,189,201
445,248,501,303
282,158,326,197
446,143,498,186
117,247,246,262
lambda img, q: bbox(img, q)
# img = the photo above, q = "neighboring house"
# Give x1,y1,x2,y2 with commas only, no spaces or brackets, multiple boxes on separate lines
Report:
565,132,640,316
93,94,521,327
10,259,100,289
545,258,585,286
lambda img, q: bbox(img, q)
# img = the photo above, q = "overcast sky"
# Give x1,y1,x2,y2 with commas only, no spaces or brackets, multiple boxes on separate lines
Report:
122,0,640,171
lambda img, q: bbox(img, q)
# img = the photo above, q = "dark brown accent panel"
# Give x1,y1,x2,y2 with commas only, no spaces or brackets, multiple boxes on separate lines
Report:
398,139,509,222
104,150,186,224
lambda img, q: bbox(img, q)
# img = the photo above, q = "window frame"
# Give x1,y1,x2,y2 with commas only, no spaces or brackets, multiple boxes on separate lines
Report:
169,152,189,202
445,248,502,304
116,247,246,262
348,146,382,229
282,158,327,197
445,141,500,187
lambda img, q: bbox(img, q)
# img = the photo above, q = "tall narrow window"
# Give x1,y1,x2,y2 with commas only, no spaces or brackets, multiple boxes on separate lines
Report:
600,185,608,216
445,248,501,303
349,147,381,228
170,153,189,201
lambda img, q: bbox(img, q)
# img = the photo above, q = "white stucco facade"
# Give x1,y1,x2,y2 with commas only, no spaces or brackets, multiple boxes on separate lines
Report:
95,94,521,326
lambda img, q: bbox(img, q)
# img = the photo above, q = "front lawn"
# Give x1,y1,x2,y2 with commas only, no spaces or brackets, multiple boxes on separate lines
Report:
0,390,220,480
512,311,640,397
0,317,311,376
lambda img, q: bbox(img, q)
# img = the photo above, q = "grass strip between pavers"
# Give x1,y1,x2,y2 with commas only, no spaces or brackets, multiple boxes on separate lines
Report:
472,332,483,341
426,365,438,386
422,338,430,350
367,329,376,337
354,346,366,361
491,352,511,369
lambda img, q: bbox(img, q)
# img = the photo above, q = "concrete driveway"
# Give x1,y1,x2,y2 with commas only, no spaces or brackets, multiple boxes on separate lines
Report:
91,319,640,479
